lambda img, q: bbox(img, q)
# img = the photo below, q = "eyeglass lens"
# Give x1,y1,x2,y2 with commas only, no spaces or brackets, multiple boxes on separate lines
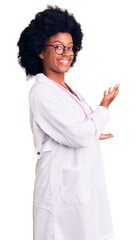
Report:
55,45,78,55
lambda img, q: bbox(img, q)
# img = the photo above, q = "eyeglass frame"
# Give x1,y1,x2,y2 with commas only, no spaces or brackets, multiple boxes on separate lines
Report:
44,44,79,56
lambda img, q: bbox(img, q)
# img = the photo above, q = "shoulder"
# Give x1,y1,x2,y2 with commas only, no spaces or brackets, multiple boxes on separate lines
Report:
29,80,57,97
29,81,60,107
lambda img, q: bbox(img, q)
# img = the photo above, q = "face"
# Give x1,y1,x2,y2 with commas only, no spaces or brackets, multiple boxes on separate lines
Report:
39,32,74,75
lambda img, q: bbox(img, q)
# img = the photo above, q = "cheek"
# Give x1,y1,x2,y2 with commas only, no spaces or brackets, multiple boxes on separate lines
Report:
43,51,56,67
71,56,74,64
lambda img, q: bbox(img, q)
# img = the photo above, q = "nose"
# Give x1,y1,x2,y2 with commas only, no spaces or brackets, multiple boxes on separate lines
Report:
62,46,70,56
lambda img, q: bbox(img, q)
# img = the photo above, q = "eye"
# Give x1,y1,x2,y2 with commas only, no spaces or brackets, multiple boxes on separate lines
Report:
55,45,62,50
68,46,73,51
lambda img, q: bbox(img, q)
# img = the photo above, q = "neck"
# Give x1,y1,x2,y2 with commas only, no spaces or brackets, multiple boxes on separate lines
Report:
42,70,65,86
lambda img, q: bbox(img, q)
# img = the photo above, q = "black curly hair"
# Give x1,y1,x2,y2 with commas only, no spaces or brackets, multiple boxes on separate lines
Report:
17,5,83,79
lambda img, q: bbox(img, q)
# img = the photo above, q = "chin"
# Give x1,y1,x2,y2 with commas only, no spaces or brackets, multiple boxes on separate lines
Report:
58,66,71,73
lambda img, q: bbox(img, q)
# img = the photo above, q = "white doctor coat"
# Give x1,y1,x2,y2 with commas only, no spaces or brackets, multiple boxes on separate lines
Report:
29,73,114,240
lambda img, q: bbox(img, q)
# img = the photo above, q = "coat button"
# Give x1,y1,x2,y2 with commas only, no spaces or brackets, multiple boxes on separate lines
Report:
37,152,40,155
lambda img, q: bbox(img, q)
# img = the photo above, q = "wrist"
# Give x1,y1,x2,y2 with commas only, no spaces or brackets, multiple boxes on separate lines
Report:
99,104,109,109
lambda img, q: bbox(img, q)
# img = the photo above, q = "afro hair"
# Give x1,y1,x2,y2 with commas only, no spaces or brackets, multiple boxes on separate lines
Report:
17,5,83,79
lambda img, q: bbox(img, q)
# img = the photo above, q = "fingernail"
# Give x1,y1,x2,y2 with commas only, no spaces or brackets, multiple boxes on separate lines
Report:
115,84,120,88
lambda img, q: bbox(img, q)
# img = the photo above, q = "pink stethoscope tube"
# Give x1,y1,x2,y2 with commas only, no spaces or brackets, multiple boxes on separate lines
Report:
49,79,88,118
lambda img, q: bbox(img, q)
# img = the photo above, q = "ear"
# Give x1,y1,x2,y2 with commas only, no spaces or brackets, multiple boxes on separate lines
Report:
38,53,44,59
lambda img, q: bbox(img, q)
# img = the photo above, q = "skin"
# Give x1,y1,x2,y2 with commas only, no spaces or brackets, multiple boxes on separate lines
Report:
99,84,120,140
39,32,74,89
39,32,120,141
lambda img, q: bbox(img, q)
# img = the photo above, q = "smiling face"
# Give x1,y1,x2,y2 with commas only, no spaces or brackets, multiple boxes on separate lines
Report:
39,32,74,77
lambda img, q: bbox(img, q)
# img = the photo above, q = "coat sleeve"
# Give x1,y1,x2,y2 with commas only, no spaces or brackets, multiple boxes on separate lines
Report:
29,85,111,148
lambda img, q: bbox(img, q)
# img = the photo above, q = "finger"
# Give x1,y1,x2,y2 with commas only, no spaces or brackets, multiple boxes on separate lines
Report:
114,88,119,97
104,133,113,138
104,90,108,96
114,83,120,88
99,133,113,140
112,84,120,95
107,133,114,138
113,84,120,92
108,87,113,94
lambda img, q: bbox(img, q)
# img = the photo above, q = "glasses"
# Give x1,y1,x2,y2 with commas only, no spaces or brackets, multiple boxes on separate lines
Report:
45,44,79,56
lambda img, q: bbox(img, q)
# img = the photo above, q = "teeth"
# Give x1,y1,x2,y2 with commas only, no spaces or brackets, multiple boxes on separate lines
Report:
59,60,69,63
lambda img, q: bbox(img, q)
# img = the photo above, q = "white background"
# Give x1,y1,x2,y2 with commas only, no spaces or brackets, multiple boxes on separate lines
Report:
0,0,135,239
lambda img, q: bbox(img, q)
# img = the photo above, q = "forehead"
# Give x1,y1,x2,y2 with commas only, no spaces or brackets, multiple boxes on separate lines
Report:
47,32,73,44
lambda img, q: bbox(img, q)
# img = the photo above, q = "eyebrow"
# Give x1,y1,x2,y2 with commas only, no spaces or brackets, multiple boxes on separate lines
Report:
52,40,73,44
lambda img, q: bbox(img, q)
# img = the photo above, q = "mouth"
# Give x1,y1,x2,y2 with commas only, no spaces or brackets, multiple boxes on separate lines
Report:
57,59,71,66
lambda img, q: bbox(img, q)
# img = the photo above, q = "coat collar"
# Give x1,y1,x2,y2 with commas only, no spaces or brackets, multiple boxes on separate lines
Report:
35,73,83,102
35,73,88,117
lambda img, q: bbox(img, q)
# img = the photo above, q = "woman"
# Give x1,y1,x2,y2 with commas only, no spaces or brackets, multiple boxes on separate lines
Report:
17,5,119,240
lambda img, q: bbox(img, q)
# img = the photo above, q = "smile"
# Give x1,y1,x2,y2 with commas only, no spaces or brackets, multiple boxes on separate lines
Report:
57,59,70,65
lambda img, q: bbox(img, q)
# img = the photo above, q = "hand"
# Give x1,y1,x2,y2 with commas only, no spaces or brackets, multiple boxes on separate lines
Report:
99,133,113,140
100,84,120,109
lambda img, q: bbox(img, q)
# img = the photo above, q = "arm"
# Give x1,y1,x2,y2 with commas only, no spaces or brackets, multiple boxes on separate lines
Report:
29,85,111,148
